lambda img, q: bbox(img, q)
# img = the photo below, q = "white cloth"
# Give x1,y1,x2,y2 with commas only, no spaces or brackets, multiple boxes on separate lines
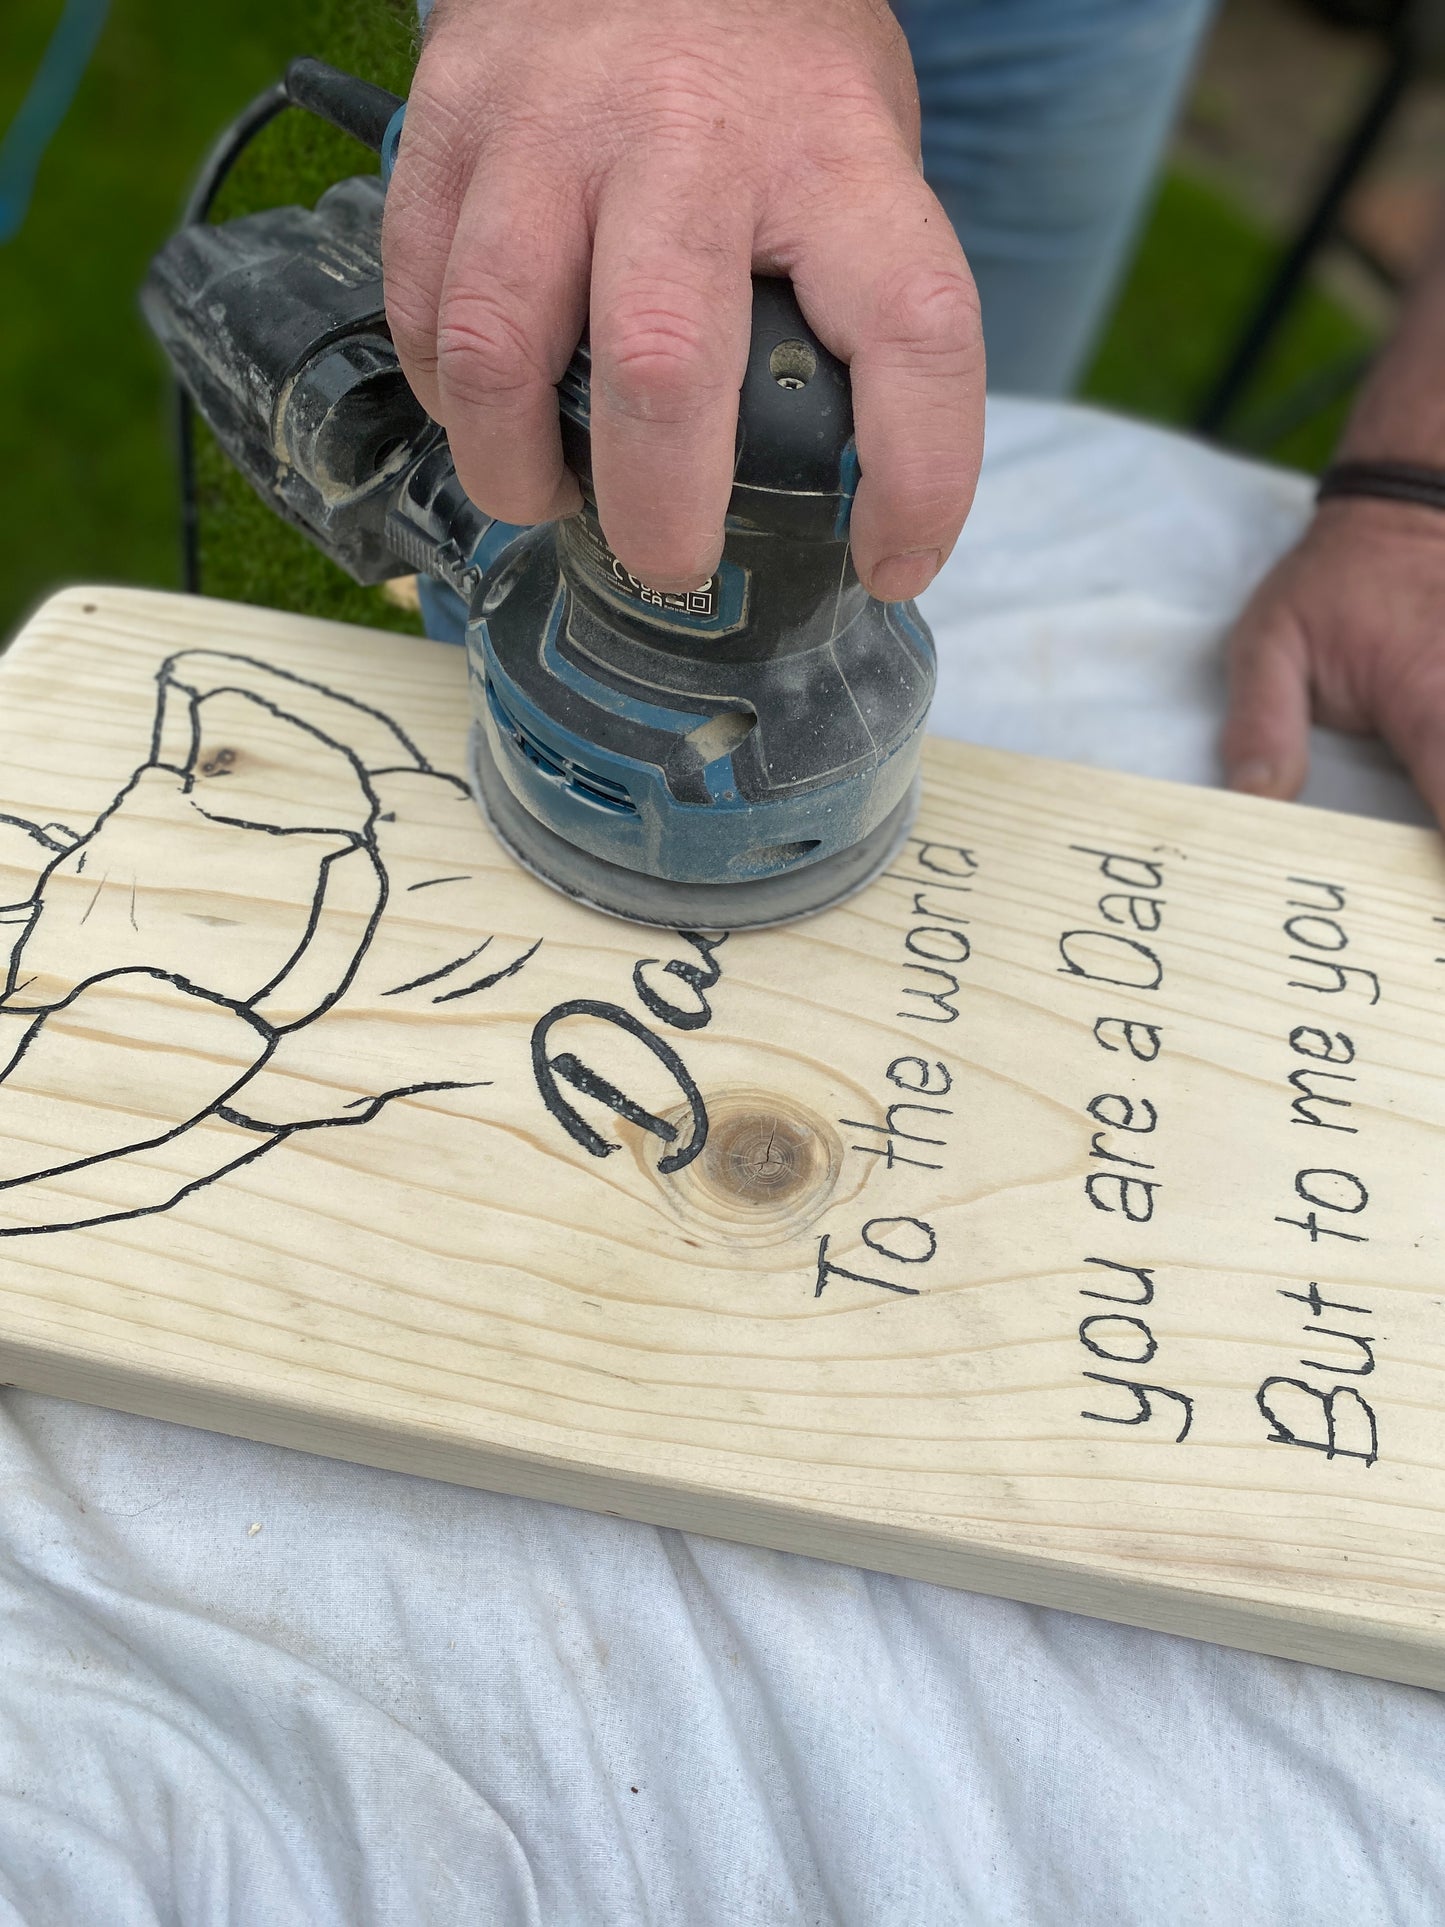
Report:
1,400,1441,1927
931,398,1431,824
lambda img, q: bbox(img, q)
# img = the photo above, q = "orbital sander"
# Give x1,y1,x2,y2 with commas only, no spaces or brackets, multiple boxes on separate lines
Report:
143,60,937,929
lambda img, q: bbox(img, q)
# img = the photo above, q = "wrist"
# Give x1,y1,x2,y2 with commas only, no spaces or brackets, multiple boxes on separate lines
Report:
1316,457,1445,527
1321,454,1445,498
1307,488,1445,554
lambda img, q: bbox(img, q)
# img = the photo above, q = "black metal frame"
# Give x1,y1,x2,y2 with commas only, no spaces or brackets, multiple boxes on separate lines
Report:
1194,23,1417,442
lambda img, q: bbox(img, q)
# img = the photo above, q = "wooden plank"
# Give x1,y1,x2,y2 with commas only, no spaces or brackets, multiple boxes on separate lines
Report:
2,584,1444,1686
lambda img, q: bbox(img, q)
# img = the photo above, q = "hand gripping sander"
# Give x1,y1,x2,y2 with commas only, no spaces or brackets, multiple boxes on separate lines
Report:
142,60,937,929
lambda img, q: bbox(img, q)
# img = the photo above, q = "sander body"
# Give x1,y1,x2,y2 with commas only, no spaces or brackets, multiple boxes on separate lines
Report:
142,61,937,928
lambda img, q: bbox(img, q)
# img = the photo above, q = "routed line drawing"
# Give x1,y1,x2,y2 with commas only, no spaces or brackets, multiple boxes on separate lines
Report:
0,650,544,1236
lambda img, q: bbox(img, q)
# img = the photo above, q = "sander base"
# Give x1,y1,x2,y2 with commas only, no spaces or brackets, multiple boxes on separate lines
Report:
469,723,919,931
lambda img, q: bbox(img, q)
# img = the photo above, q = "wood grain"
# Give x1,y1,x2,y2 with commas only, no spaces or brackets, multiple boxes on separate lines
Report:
2,584,1444,1686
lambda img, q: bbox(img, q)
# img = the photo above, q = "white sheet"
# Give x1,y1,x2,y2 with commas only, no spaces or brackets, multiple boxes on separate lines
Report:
1,399,1441,1927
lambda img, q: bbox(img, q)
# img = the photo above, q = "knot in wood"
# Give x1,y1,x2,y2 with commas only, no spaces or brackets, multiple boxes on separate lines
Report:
704,1109,817,1207
632,1088,852,1246
650,1089,843,1243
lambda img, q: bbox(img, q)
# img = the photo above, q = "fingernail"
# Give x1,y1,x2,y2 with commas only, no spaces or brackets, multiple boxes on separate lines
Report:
634,567,718,596
1227,758,1276,794
868,549,941,604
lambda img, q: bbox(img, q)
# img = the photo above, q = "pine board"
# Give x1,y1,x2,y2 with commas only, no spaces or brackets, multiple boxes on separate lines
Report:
2,585,1444,1687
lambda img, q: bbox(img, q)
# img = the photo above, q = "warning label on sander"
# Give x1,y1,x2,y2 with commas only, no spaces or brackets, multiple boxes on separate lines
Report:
572,518,718,619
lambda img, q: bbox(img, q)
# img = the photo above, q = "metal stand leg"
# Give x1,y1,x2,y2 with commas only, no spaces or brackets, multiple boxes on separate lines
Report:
1194,33,1412,438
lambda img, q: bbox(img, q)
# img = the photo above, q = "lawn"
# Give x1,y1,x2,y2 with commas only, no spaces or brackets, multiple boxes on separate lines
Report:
0,0,422,641
0,0,1379,643
1082,166,1375,473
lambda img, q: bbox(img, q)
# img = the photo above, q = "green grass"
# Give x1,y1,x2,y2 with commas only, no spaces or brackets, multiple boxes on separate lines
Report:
1082,167,1378,471
0,5,1381,643
0,0,421,640
192,0,423,633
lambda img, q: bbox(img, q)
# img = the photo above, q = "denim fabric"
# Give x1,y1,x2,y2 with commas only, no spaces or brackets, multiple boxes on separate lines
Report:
415,573,468,645
896,0,1215,393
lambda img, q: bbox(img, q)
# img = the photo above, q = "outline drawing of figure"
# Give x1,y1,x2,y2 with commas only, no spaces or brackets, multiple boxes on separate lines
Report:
0,649,543,1237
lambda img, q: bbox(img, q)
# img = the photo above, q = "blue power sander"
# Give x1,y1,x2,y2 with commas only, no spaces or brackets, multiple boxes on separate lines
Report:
143,60,936,929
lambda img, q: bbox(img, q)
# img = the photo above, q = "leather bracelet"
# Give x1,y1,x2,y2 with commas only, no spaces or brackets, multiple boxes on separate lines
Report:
1317,459,1445,512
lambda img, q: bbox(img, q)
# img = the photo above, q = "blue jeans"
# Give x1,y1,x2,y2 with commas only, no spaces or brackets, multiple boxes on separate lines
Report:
897,0,1214,394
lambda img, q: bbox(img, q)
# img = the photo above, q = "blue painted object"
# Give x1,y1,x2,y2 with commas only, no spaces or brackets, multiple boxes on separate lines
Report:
379,103,406,187
0,0,110,245
469,578,931,890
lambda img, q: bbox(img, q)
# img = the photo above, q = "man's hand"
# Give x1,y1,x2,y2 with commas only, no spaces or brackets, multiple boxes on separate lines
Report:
1223,497,1445,823
382,0,983,599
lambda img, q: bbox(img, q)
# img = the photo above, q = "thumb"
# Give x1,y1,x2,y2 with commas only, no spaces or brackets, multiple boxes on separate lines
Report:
1221,597,1312,801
